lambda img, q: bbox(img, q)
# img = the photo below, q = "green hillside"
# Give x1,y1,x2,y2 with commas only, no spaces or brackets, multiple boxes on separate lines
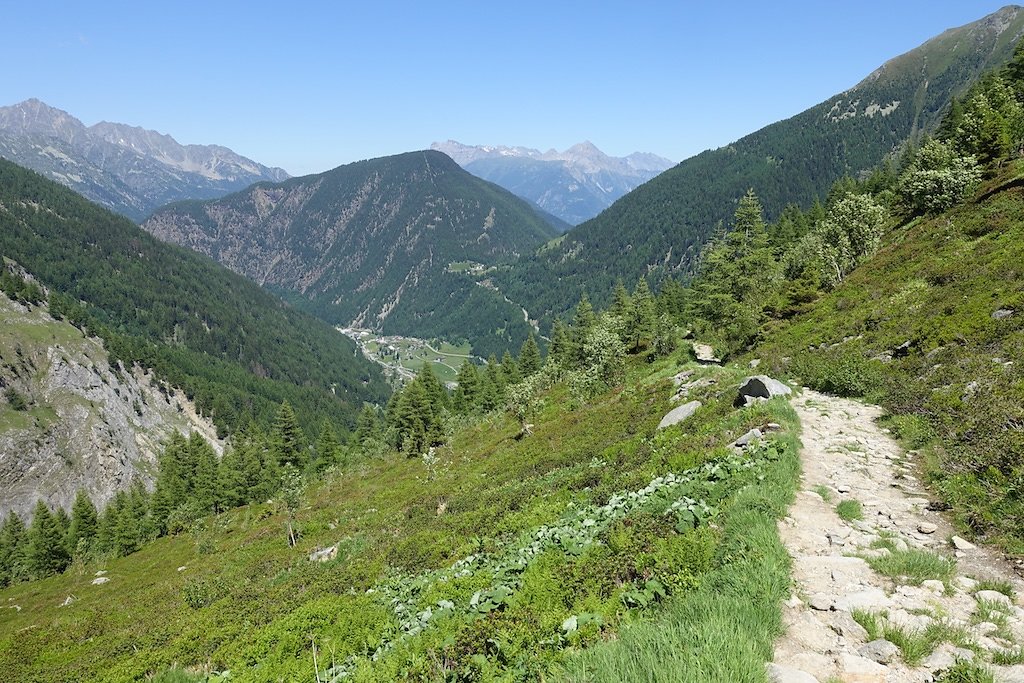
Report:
0,159,389,436
143,151,557,359
495,6,1024,325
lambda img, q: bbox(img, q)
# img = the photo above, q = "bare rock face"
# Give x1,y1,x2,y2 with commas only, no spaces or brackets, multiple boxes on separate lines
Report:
0,292,220,520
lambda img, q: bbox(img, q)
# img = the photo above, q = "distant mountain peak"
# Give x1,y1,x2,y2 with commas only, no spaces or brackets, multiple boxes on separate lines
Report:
430,139,674,224
0,99,290,220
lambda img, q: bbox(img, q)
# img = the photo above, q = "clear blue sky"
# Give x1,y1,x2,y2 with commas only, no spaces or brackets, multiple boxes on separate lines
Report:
3,1,1012,175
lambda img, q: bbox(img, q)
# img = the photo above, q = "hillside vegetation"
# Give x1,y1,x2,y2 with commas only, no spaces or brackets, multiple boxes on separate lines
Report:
0,159,389,438
494,6,1024,326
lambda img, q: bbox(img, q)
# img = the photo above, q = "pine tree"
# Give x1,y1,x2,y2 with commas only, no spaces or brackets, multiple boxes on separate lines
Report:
271,401,306,469
501,350,522,385
0,513,29,587
189,434,219,514
67,489,99,557
548,318,569,367
610,279,632,318
156,432,190,512
518,334,542,378
315,420,341,470
110,491,141,557
453,360,480,412
627,277,657,353
354,405,380,444
394,381,432,454
28,500,71,578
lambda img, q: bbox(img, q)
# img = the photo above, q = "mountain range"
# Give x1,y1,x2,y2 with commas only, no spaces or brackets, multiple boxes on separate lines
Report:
143,150,557,358
493,5,1024,324
431,140,674,225
0,99,289,221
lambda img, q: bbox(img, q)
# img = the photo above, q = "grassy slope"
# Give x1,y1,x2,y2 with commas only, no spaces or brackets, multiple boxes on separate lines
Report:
0,352,800,682
759,162,1024,553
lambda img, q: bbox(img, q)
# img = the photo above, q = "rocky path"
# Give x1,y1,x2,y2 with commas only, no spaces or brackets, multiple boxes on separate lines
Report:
770,389,1024,683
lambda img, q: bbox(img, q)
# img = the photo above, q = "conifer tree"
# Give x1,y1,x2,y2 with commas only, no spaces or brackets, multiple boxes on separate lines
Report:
68,489,99,557
394,380,432,454
110,491,141,557
28,500,71,578
548,318,570,367
453,360,480,412
315,419,341,470
354,405,380,444
271,401,306,469
217,447,247,509
610,280,632,318
518,334,542,378
501,350,522,385
189,434,219,514
627,277,657,353
0,513,29,587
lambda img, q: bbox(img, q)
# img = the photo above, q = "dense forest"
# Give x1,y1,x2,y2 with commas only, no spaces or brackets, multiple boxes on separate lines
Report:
0,159,390,437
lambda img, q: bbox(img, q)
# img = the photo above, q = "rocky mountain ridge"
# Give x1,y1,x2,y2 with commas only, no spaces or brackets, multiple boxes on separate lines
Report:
0,99,289,221
430,139,674,225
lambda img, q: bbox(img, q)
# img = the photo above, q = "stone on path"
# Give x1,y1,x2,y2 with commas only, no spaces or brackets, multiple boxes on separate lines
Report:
830,611,869,641
976,589,1013,607
952,535,976,551
657,400,701,429
858,639,900,664
917,522,938,534
766,663,818,683
808,594,832,611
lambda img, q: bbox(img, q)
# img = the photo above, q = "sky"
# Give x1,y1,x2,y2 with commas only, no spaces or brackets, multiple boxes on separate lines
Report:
3,1,1013,175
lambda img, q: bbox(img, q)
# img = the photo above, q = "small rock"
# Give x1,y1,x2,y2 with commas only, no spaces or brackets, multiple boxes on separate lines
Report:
922,643,974,669
837,484,851,494
94,570,107,576
858,639,900,664
808,594,833,611
308,545,338,563
765,422,782,431
976,590,1012,607
951,536,976,551
693,342,721,364
918,522,938,534
177,566,187,572
975,621,1000,636
955,576,979,592
60,595,76,607
91,576,110,585
766,663,818,683
830,611,869,641
834,587,893,612
992,308,1015,320
732,428,763,448
748,358,762,369
657,401,702,429
922,579,945,593
838,653,888,677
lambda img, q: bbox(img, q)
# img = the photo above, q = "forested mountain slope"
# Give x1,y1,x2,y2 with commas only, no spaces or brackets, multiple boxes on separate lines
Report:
143,150,558,358
0,159,389,440
0,99,289,222
495,5,1024,324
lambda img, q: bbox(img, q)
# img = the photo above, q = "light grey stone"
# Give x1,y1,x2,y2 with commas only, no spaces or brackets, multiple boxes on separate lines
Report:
309,545,338,562
921,579,945,593
657,401,702,429
830,611,869,641
952,535,976,551
766,663,818,683
918,522,938,534
738,375,792,402
977,590,1013,607
91,576,110,585
733,428,763,448
809,594,833,611
858,639,900,664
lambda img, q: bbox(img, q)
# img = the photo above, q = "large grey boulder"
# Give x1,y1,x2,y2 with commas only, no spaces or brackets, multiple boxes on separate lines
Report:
737,375,792,406
658,401,701,429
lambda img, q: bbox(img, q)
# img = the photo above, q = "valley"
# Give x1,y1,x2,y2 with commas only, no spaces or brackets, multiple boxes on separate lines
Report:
3,5,1024,683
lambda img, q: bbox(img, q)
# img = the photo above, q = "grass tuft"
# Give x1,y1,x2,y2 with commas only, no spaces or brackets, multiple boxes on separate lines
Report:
812,484,834,502
836,499,863,521
934,659,996,683
866,548,955,586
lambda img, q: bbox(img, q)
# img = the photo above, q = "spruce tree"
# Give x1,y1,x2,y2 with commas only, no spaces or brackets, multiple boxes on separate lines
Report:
611,279,632,318
355,405,380,444
501,350,522,385
68,489,99,557
189,434,219,514
518,334,542,378
627,277,657,353
271,401,306,469
548,318,569,367
0,513,29,587
28,500,71,578
315,420,341,470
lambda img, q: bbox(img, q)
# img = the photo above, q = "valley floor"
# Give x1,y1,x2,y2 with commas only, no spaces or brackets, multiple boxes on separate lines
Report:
771,391,1024,682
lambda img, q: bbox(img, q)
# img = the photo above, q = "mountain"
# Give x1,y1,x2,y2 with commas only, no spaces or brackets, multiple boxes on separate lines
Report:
143,150,558,358
0,99,289,222
0,270,220,521
493,5,1024,324
431,140,674,225
0,158,389,445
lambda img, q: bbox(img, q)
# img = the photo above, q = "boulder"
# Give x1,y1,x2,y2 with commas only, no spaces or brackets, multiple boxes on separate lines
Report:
736,376,791,407
657,401,701,430
976,589,1012,607
693,342,721,364
732,428,763,449
858,639,900,664
766,663,818,683
951,535,976,551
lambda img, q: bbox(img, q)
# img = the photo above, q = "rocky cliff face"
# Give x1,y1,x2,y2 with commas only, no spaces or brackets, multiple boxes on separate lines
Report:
430,140,674,225
0,99,289,222
0,287,219,520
